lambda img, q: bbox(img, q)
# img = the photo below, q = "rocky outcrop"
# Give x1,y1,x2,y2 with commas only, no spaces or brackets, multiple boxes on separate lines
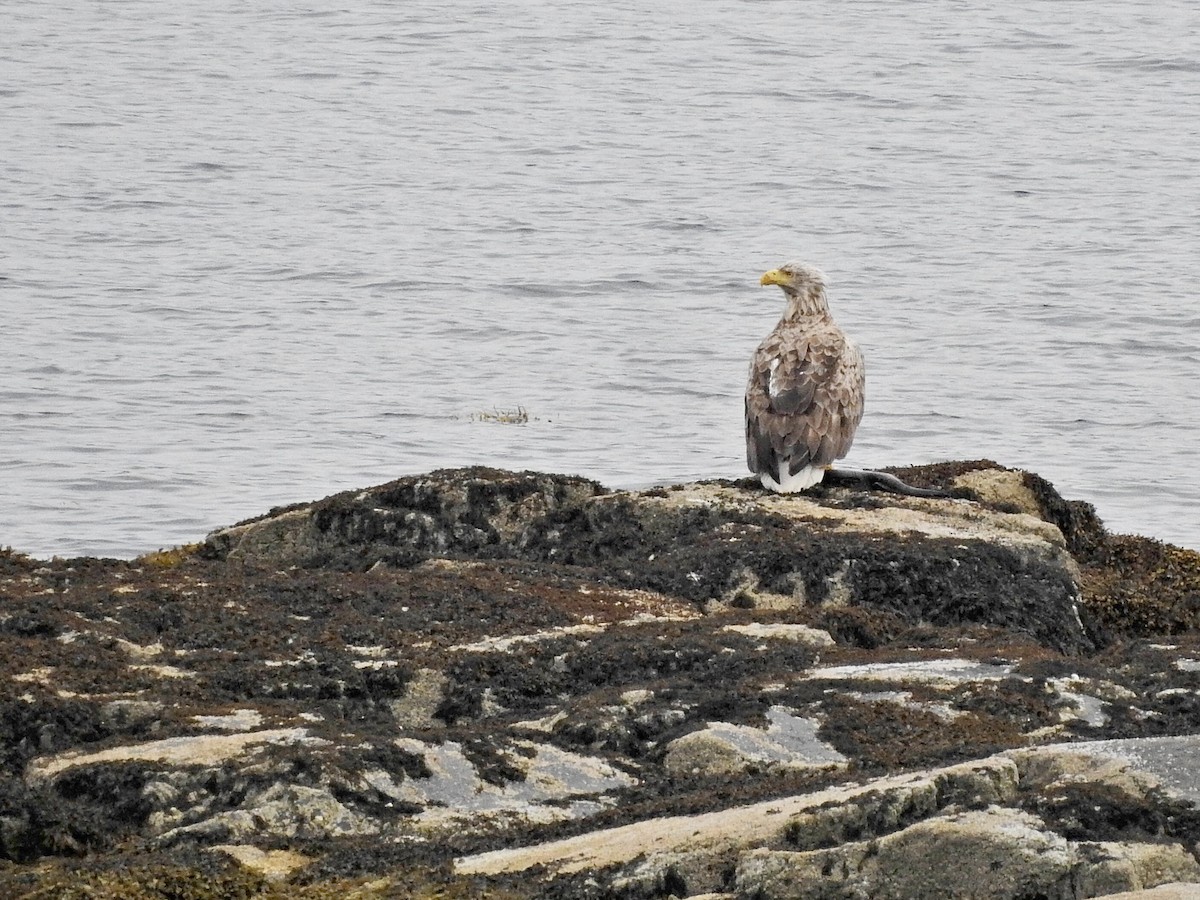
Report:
732,806,1200,900
455,746,1200,897
1,461,1199,898
203,467,606,568
206,465,1094,652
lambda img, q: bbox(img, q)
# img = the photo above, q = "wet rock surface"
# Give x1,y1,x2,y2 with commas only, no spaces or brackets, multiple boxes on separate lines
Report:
1,462,1198,898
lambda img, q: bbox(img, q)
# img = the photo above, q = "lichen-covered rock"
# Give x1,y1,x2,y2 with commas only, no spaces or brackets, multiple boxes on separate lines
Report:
734,807,1074,899
27,728,328,780
662,707,847,777
388,667,449,731
456,755,1023,882
377,737,636,830
1101,885,1200,900
1073,841,1200,897
204,466,605,568
721,622,836,648
205,466,1093,652
158,783,378,844
3,463,1200,898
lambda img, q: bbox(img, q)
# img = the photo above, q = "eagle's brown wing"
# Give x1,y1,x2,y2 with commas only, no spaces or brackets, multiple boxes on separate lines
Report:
745,319,865,478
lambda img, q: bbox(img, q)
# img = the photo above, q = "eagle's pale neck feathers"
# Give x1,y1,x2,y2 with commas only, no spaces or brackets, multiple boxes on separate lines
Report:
781,283,831,321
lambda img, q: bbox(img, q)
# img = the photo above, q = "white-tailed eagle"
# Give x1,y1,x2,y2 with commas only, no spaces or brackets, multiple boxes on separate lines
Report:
745,262,865,492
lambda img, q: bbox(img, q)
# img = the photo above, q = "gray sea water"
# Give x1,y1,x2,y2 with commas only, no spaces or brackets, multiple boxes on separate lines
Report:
3,0,1198,559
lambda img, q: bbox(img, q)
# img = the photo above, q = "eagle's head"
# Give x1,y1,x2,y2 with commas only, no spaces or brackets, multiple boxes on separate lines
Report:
760,261,827,295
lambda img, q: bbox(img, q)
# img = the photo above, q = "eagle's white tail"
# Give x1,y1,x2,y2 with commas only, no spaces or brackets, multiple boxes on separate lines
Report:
759,462,825,493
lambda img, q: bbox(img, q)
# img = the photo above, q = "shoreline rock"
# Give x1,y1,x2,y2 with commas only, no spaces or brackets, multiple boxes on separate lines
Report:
205,465,1095,652
2,461,1199,898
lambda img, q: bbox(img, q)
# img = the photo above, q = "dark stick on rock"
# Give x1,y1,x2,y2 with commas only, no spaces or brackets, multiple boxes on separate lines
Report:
824,468,955,498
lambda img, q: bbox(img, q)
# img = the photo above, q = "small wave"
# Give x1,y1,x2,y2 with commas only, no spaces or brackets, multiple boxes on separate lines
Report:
583,278,657,290
495,282,564,298
1094,56,1200,73
104,199,176,210
379,411,438,421
353,279,441,290
186,161,235,173
278,269,367,283
645,217,710,232
64,474,173,493
9,410,71,421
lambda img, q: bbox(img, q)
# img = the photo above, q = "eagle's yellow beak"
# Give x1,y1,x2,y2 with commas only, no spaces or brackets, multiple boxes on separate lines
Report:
760,269,787,287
